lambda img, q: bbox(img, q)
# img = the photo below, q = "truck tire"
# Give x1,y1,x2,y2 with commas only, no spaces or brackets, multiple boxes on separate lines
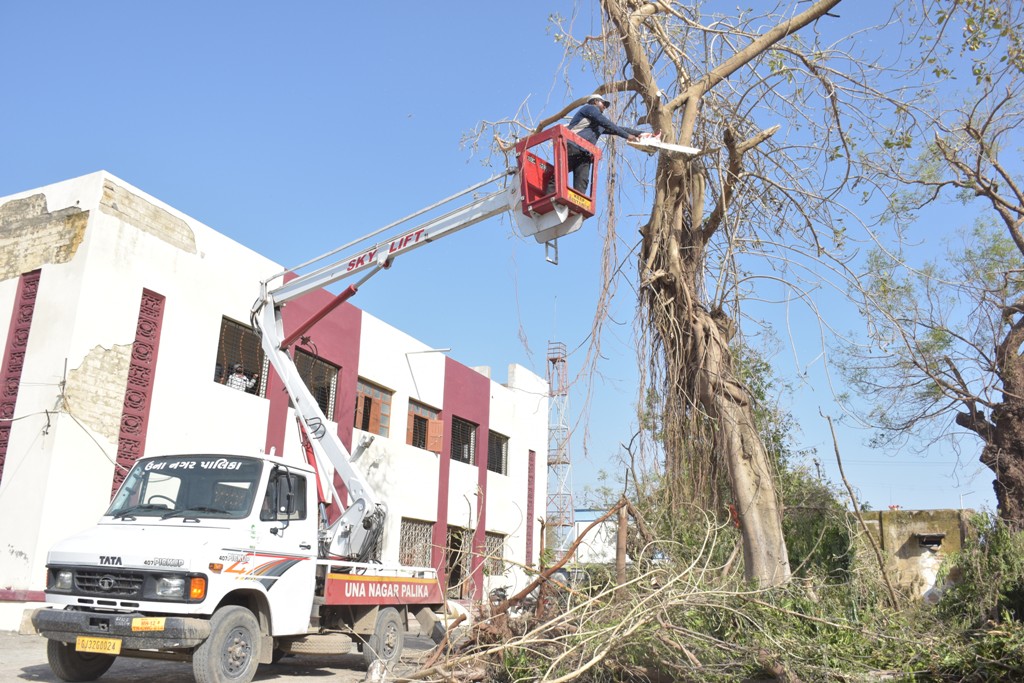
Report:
192,605,262,683
361,607,404,669
46,640,115,682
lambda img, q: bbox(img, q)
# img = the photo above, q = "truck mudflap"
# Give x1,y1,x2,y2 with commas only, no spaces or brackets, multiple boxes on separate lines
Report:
32,608,211,651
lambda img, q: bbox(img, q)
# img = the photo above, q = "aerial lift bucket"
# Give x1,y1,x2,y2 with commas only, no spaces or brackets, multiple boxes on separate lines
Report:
514,125,602,244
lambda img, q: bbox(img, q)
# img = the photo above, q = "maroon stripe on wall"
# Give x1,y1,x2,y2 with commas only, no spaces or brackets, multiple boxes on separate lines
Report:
263,277,361,516
0,270,41,485
527,449,536,565
0,589,45,602
432,421,451,575
111,289,165,498
436,358,490,599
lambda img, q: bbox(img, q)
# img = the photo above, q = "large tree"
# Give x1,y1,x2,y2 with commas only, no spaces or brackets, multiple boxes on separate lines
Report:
845,0,1024,526
534,0,895,584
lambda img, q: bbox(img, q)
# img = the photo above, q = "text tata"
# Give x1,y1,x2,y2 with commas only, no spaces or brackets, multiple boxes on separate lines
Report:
346,229,426,272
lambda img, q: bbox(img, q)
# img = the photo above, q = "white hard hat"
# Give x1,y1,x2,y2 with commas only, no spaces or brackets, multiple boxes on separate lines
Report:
587,93,611,105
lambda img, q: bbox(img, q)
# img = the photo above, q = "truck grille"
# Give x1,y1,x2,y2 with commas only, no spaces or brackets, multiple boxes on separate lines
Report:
74,569,144,597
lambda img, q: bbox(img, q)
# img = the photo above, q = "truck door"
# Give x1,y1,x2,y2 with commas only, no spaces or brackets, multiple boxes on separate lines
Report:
249,467,318,635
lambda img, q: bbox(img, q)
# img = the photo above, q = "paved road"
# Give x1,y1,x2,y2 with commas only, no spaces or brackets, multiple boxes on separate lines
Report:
0,630,435,682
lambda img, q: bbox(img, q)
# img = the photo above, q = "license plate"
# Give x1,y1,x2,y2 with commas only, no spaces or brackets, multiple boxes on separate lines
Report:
76,636,122,655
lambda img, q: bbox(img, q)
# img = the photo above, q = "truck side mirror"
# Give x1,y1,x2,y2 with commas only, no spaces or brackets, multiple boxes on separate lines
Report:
268,474,295,516
279,474,295,515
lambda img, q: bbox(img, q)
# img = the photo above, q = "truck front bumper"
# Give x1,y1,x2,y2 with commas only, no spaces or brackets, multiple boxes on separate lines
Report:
32,607,211,651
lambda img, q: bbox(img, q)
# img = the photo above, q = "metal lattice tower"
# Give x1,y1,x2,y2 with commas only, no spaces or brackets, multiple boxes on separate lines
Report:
546,341,574,561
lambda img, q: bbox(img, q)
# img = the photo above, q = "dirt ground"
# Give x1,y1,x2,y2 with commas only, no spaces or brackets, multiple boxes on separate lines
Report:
0,629,435,683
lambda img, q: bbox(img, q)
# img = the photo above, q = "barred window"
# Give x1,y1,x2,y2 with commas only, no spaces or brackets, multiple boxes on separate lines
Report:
294,349,339,420
355,379,392,437
450,417,477,465
399,518,434,567
484,532,506,575
407,401,442,453
487,431,509,475
214,317,266,396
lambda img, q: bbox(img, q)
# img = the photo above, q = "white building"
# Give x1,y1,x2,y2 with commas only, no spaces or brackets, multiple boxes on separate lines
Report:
0,171,548,630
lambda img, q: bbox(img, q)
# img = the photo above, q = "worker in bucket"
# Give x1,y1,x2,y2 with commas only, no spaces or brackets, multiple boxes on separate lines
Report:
565,93,649,193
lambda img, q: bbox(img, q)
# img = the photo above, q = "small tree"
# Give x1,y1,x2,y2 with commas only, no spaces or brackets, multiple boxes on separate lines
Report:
846,0,1024,527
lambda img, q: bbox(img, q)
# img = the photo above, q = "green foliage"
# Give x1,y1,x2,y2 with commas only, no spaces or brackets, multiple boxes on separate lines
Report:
844,222,1024,449
938,512,1024,626
482,560,1024,682
779,464,852,581
941,0,1024,82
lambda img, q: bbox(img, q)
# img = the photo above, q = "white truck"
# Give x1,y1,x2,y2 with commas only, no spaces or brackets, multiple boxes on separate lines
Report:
31,127,603,683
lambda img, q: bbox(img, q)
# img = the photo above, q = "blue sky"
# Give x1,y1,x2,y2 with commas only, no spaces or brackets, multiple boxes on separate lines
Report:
0,1,997,513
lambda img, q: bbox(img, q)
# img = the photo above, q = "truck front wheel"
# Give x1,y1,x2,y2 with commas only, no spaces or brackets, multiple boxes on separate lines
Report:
361,607,404,669
192,606,261,683
46,640,115,682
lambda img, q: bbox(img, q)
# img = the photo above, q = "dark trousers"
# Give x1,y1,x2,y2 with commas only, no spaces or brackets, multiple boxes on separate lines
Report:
567,142,592,193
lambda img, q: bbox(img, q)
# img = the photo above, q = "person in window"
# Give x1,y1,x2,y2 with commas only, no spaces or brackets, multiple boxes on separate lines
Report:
565,93,647,193
226,363,258,392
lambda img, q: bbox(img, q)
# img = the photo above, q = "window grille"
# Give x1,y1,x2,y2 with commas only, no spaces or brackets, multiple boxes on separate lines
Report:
399,518,434,567
354,379,392,437
412,415,428,448
294,349,339,420
484,532,506,575
214,318,266,397
487,431,509,475
450,417,477,465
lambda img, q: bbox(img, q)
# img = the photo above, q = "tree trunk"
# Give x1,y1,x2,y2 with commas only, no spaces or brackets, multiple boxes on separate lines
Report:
593,0,843,587
985,404,1024,529
643,165,790,585
696,310,790,583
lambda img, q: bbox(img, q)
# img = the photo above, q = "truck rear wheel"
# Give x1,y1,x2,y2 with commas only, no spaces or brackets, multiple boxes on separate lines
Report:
361,607,404,669
46,640,115,682
192,605,261,683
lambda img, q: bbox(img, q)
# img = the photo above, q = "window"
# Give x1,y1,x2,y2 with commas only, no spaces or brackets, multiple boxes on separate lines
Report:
260,471,307,522
214,317,266,396
354,379,392,437
399,518,434,567
445,526,471,599
106,456,262,520
450,416,477,465
487,431,509,475
484,532,506,575
407,401,443,453
294,349,339,420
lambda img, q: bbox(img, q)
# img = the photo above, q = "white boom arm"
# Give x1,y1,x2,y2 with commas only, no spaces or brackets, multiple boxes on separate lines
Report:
253,169,579,560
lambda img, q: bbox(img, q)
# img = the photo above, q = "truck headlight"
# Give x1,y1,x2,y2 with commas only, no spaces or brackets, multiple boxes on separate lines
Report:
54,570,73,591
155,576,185,598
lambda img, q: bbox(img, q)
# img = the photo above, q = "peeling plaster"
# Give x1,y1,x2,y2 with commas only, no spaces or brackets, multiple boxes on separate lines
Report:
100,180,197,254
0,194,88,282
65,344,133,444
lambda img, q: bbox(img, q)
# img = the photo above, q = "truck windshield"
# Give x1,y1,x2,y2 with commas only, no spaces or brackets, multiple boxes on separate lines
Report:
106,456,262,520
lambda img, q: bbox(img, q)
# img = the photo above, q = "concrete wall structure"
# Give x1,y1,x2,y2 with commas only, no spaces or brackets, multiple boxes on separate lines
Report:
0,172,548,630
858,508,969,602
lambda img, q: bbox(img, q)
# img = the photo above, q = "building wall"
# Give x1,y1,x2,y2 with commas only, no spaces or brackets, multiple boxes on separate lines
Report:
0,171,547,629
858,508,968,602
